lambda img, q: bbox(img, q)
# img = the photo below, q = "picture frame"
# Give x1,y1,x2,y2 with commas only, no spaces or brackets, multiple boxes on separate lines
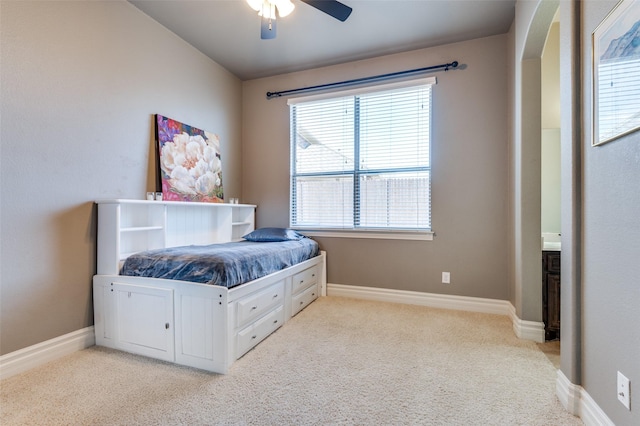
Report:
592,0,640,146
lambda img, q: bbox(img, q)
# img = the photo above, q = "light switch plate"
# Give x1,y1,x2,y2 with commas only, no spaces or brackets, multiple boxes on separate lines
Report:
618,371,631,410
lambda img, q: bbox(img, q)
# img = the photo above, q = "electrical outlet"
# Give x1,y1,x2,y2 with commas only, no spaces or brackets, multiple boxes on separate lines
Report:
617,371,631,410
442,272,450,284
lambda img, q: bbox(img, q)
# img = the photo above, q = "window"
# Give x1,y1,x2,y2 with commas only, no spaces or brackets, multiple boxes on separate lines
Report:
289,77,435,236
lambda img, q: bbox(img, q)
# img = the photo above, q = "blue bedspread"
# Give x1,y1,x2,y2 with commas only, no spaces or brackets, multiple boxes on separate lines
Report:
119,239,319,289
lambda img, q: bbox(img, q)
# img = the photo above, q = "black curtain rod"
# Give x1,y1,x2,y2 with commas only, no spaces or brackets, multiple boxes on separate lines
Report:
266,60,458,100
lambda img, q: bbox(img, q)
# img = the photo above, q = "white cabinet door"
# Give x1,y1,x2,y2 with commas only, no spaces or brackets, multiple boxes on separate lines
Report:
112,283,175,362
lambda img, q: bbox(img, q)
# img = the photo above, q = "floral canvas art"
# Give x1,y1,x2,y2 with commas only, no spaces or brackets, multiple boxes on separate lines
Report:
156,114,224,202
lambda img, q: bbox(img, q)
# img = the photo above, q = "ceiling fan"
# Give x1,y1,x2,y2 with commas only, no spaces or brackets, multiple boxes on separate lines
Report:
246,0,352,39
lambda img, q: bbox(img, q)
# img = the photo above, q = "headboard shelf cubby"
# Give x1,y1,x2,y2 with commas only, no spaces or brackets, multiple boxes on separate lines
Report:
96,199,256,275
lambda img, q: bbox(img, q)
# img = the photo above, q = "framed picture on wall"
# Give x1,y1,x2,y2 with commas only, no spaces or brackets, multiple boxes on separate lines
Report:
592,0,640,146
155,114,225,202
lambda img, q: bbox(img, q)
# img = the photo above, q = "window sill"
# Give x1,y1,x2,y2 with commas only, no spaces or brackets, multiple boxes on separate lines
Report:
295,229,434,241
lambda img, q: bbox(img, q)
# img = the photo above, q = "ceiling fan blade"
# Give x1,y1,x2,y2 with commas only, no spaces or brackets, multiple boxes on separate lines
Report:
261,15,277,39
301,0,352,22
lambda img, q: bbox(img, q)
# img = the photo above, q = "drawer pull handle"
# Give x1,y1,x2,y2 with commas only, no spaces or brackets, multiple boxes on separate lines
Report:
251,335,257,340
312,293,316,297
251,306,258,310
300,301,304,305
165,323,170,329
299,280,304,284
273,320,278,324
273,294,278,298
312,273,315,277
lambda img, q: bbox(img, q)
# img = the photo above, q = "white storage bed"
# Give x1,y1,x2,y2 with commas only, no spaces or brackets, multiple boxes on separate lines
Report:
93,199,326,374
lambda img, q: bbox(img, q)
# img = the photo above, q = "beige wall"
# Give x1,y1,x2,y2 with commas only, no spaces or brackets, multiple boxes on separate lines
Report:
0,1,242,355
581,2,640,424
557,0,582,388
242,35,510,300
541,22,560,129
541,22,561,234
541,129,561,233
510,0,559,323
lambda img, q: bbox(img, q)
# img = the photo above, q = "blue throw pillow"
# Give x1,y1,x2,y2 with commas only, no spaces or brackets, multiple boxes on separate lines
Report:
242,227,304,242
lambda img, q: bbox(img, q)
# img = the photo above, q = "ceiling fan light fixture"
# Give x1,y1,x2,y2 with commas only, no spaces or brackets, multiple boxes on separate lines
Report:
249,0,350,40
260,1,276,19
274,0,295,17
247,0,294,18
246,0,262,12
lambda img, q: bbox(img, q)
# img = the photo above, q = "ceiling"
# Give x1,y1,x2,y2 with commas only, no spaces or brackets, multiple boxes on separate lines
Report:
130,0,516,81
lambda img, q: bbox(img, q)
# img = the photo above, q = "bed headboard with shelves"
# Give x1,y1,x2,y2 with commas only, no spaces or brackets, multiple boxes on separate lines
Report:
96,199,256,275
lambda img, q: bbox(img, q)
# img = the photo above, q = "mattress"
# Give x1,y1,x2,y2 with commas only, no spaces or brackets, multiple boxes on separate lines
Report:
119,238,319,289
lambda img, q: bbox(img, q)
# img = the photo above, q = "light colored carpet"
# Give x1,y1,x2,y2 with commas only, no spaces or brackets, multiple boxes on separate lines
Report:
537,340,561,369
0,297,582,425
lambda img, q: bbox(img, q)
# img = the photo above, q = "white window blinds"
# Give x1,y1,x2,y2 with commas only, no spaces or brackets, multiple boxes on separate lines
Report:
289,78,435,232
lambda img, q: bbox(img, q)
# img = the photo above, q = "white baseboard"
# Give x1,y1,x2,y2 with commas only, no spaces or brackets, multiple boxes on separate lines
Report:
327,283,512,315
556,370,615,426
507,304,545,343
0,327,95,380
556,369,582,416
580,388,616,426
327,283,545,342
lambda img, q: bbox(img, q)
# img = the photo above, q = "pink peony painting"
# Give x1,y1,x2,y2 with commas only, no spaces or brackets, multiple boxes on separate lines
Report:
155,114,224,203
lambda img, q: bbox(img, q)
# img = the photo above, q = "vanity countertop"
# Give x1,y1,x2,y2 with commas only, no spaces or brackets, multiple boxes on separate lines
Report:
542,233,561,251
543,241,561,251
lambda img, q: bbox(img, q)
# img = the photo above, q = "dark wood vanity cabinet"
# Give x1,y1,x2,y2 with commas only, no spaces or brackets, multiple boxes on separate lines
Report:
542,251,561,341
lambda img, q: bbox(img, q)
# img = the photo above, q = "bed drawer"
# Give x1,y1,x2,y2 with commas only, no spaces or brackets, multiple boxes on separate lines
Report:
236,306,284,358
292,265,319,295
291,283,318,317
236,281,284,328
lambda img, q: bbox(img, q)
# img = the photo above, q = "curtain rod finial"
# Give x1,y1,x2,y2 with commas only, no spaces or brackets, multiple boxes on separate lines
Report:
444,61,459,71
266,91,283,100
